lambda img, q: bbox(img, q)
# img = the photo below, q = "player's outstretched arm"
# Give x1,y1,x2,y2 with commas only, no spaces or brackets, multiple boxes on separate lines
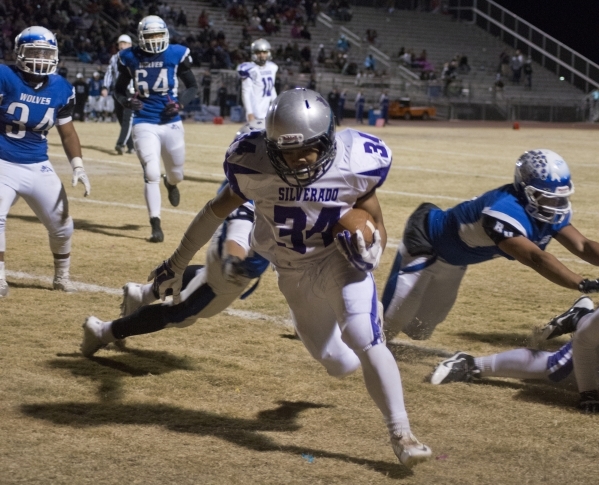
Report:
149,185,245,301
555,224,599,266
498,236,583,289
56,121,90,196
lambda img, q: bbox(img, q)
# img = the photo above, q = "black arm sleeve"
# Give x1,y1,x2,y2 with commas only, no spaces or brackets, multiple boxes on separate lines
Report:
482,214,525,245
57,97,75,120
177,56,198,107
114,63,133,107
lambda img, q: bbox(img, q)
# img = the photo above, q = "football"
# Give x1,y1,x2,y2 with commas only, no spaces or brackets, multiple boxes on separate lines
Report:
333,208,376,246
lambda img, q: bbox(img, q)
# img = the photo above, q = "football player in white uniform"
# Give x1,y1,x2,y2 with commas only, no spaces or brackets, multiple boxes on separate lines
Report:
0,26,91,297
115,16,198,243
237,39,278,122
82,89,432,467
430,296,599,413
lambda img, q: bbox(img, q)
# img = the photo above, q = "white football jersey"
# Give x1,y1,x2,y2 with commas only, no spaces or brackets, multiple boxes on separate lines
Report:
224,129,392,267
237,61,278,120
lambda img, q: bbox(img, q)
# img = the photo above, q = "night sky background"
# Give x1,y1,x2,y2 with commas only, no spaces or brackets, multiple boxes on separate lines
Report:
491,0,599,64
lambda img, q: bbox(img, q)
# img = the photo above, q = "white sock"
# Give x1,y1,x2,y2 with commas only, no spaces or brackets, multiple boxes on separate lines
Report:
358,344,411,436
53,256,70,278
475,349,550,380
141,282,158,305
101,321,117,344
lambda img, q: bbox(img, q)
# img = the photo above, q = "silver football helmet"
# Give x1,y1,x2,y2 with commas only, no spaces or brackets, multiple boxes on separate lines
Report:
14,26,59,76
138,15,169,54
251,38,272,66
236,119,265,137
265,88,336,188
514,149,574,224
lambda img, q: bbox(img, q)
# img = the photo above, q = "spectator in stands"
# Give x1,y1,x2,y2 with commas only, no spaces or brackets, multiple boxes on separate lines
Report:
523,57,533,90
307,75,317,90
457,54,470,74
176,8,188,27
87,71,103,121
400,49,413,68
380,91,390,126
366,29,378,45
338,90,347,123
327,87,341,126
355,91,365,124
201,71,212,105
364,53,376,72
441,61,457,97
57,61,68,78
510,49,524,84
355,70,363,86
217,84,228,118
494,73,505,93
499,50,510,77
96,87,115,122
198,10,211,29
336,34,350,53
300,23,312,40
73,73,89,122
317,44,326,64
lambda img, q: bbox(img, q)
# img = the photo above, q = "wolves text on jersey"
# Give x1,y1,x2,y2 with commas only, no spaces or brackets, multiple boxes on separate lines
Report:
278,186,339,202
19,93,51,105
139,61,164,68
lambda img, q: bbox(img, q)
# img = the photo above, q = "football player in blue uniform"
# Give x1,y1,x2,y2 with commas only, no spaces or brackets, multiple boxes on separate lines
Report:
0,26,91,297
82,88,432,467
382,149,599,341
430,296,599,413
114,15,198,243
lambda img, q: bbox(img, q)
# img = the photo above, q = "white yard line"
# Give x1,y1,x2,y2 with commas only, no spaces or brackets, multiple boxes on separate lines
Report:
5,270,453,356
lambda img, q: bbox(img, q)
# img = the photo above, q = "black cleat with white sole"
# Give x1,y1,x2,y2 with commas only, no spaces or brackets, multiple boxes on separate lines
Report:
430,352,480,385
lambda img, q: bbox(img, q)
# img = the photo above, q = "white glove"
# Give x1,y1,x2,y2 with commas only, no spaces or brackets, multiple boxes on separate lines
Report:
335,229,383,272
72,167,91,197
148,259,184,303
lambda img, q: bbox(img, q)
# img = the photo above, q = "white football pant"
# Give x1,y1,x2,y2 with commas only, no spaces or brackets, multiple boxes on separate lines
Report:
132,121,185,218
384,242,466,340
0,159,73,255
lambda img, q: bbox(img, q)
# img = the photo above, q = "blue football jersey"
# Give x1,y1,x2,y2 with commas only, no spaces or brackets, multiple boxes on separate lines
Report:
119,44,190,125
427,184,571,265
0,65,75,164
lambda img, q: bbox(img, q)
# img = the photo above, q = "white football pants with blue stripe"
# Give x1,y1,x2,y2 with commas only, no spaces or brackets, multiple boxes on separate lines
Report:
276,249,412,433
382,242,466,340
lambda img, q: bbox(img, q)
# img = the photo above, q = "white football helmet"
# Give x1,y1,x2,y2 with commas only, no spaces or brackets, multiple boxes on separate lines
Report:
14,26,59,76
138,15,169,54
265,88,336,188
514,149,574,224
251,38,272,66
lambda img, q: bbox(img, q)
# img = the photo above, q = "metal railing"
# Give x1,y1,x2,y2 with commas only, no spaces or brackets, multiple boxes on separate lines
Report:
448,0,599,93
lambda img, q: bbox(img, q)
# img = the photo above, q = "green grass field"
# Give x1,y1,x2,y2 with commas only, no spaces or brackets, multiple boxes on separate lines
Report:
1,120,598,484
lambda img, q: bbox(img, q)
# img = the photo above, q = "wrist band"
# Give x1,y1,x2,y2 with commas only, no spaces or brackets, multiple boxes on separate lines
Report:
70,157,84,169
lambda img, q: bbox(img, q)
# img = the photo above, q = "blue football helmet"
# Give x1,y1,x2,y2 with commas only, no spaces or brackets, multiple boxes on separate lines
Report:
265,88,336,188
138,15,169,54
14,26,59,76
514,149,574,224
